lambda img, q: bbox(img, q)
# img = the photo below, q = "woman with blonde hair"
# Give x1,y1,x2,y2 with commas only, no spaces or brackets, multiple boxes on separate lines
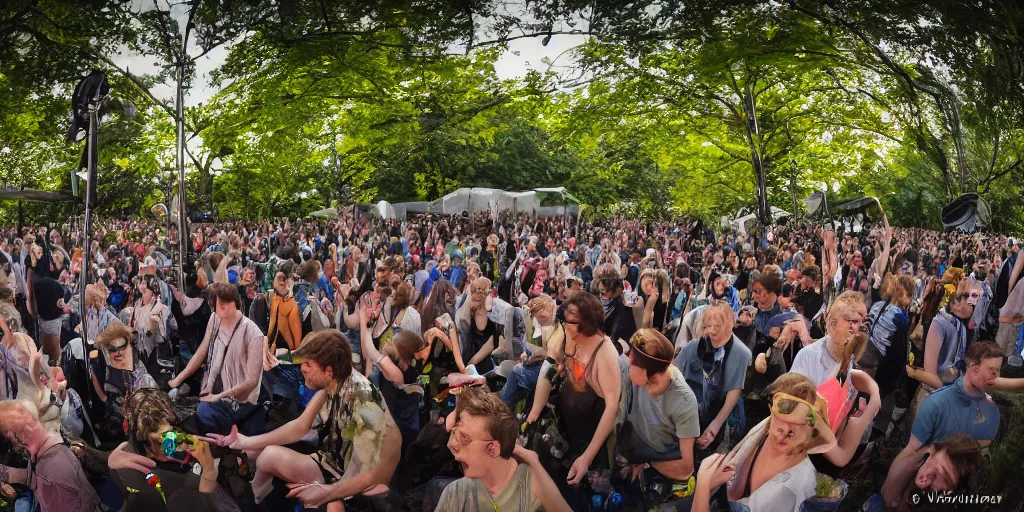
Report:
495,294,563,408
693,373,836,512
82,280,119,345
859,274,916,438
789,290,880,473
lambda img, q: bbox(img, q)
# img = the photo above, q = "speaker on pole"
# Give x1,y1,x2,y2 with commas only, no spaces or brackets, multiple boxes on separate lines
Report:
67,70,109,428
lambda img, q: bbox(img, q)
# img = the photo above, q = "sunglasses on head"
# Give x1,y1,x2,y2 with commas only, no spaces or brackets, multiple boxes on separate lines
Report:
770,392,821,428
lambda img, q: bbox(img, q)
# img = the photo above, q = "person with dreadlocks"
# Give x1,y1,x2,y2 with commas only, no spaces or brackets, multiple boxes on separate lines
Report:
110,387,220,511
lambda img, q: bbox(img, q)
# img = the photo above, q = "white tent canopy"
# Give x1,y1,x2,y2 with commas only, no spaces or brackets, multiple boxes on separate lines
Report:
390,187,579,218
311,207,339,218
373,200,399,220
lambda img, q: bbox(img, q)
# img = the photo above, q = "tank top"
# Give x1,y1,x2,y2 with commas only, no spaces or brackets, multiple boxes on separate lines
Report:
560,338,609,468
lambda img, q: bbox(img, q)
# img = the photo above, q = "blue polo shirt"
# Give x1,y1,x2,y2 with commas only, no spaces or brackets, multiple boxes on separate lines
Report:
912,377,999,446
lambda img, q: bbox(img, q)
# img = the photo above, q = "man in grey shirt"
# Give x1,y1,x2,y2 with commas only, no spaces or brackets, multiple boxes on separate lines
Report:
620,329,701,483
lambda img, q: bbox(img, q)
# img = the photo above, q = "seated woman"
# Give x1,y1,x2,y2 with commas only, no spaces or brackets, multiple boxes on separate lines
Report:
81,281,120,344
454,277,525,374
130,274,169,372
674,302,752,459
789,291,881,474
638,269,671,332
693,373,836,512
91,322,157,426
358,303,432,452
499,294,562,408
111,388,221,512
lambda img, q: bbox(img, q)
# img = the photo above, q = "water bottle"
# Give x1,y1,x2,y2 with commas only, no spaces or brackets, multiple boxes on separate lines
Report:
589,493,603,512
607,493,623,512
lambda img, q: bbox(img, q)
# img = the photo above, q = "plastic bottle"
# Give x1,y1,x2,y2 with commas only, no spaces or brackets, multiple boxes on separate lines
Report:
606,493,623,512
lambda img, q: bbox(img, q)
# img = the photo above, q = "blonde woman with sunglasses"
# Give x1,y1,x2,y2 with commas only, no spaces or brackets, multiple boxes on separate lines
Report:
694,373,836,512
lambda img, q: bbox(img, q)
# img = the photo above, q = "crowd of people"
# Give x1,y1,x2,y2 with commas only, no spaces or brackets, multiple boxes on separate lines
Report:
0,206,1021,512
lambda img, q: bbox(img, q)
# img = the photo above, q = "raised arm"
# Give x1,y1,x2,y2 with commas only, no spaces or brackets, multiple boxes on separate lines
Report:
872,213,892,278
359,305,405,385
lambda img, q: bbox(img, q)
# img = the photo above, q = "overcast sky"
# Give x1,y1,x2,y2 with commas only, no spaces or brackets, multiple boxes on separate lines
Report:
114,1,590,107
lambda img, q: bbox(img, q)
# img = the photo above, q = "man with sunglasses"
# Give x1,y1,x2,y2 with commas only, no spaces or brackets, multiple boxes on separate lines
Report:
434,387,569,512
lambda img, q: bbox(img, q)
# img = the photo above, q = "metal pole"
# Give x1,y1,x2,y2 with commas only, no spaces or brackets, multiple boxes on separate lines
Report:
78,79,103,418
79,103,97,351
175,63,188,290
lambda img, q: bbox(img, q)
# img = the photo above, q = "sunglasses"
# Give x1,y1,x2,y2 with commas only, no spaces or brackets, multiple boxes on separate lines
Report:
108,342,129,353
770,392,823,428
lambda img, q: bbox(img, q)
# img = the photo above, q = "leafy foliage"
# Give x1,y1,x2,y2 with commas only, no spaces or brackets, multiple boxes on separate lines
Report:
0,0,1022,232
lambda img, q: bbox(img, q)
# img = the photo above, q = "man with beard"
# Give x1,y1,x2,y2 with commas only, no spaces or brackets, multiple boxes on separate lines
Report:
435,387,569,512
594,264,637,348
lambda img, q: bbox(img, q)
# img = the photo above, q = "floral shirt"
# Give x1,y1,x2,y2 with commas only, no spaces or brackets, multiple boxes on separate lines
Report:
317,371,392,482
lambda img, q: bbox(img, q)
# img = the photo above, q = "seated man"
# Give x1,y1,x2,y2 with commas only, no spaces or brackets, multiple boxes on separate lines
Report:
204,330,403,511
869,433,982,511
0,400,102,512
435,387,569,512
169,283,265,435
619,329,700,501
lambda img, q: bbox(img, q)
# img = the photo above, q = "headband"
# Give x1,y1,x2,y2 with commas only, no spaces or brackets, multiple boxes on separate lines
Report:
629,333,673,373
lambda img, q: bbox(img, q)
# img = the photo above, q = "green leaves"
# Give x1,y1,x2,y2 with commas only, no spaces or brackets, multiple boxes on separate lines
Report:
1,0,1022,228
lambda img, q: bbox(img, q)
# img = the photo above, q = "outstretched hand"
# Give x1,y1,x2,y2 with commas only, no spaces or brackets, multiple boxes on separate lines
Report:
196,424,245,450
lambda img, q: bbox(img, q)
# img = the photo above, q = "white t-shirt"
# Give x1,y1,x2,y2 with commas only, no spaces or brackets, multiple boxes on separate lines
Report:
736,456,817,512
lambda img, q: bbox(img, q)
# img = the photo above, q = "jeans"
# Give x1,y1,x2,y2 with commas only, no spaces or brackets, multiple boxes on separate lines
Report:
499,363,541,409
196,399,266,436
13,484,38,512
266,364,305,400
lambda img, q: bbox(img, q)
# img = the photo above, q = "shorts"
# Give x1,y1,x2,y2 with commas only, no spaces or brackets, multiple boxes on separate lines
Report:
39,317,62,335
